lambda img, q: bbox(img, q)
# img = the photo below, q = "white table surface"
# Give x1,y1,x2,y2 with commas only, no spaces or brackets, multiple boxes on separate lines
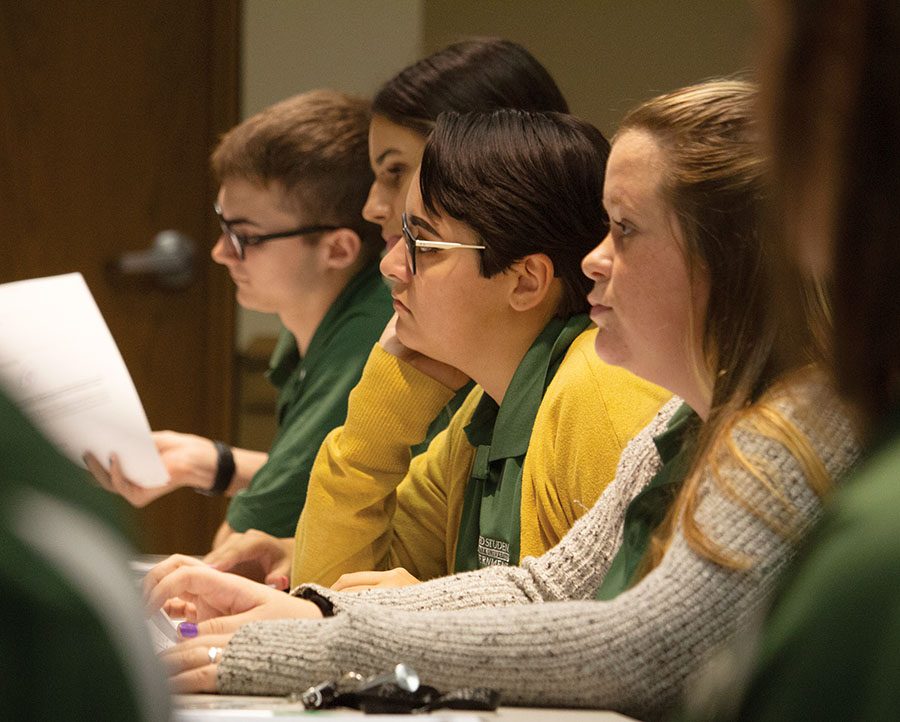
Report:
174,694,636,721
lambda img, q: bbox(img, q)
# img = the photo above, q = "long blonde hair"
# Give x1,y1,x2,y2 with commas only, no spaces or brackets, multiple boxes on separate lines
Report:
621,80,833,571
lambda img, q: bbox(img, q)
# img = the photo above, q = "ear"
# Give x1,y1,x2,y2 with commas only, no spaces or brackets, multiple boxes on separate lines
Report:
508,253,556,312
318,228,362,271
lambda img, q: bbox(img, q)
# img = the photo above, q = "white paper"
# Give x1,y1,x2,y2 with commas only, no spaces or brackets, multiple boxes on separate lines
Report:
0,272,168,487
147,607,180,653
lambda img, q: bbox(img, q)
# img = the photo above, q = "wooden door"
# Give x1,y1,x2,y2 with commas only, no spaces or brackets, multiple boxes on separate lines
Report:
0,1,241,553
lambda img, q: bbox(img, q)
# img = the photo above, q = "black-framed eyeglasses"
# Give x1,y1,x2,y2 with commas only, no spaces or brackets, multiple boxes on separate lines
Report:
401,212,486,275
214,203,340,260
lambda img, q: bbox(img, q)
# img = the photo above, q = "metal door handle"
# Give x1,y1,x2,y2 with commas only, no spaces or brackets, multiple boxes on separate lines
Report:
112,230,196,289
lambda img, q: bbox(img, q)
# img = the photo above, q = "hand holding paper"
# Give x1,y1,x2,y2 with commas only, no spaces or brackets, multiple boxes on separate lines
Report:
0,273,168,487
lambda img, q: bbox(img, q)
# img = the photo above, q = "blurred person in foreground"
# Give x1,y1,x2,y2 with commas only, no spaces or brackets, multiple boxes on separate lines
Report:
0,387,169,720
683,1,900,720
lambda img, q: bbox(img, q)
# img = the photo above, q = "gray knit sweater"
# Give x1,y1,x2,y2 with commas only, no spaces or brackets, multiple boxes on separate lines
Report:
218,386,858,721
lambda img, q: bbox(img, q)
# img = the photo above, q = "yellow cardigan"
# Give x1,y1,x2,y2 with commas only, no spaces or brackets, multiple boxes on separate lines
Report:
292,328,670,587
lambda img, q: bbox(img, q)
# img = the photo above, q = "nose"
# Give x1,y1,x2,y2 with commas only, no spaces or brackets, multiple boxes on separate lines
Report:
581,232,613,281
379,232,411,285
211,233,237,265
362,181,390,228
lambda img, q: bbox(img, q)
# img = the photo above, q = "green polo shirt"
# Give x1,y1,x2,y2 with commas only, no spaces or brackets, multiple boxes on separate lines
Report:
454,314,592,572
227,262,392,536
595,401,699,600
728,407,900,721
0,390,169,721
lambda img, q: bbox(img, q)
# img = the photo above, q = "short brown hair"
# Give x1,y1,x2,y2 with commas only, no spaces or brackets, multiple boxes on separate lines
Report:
419,109,609,318
211,89,382,264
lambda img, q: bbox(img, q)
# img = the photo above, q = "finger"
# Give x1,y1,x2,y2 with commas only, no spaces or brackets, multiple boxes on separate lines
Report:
335,584,375,593
108,452,128,486
106,454,152,507
160,635,229,693
264,554,292,590
331,570,381,591
83,452,113,491
163,597,194,620
195,610,261,637
264,572,290,591
142,554,206,599
168,664,217,694
160,638,213,674
145,564,214,614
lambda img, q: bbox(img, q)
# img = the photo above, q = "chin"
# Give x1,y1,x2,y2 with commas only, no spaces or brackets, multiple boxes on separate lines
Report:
394,319,418,350
236,291,276,315
396,322,441,360
593,335,631,371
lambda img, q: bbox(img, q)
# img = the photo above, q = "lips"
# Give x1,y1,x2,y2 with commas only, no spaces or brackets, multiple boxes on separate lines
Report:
589,304,611,324
384,234,402,250
587,293,612,322
586,291,611,311
392,295,411,314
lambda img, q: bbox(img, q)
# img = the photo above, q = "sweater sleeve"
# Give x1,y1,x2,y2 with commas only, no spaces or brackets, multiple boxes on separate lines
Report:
384,389,482,580
219,385,858,721
291,345,456,587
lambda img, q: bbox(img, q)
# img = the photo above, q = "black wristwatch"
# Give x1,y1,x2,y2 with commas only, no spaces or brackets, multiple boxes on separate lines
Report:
195,440,235,496
296,587,336,617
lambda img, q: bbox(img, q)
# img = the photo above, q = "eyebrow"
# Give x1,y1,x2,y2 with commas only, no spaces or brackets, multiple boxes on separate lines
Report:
602,192,637,216
408,213,442,239
374,148,401,166
220,214,262,228
216,209,265,230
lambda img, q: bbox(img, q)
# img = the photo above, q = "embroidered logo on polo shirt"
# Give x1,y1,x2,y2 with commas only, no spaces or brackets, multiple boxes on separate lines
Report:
478,535,511,566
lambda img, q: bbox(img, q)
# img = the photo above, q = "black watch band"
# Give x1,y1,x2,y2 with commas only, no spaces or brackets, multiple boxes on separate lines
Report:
296,587,336,617
196,440,235,496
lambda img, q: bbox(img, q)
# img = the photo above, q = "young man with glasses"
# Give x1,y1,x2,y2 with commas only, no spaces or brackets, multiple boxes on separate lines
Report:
90,90,392,585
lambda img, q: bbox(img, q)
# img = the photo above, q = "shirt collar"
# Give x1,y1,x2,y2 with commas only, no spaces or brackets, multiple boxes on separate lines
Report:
464,314,591,460
652,401,700,465
266,262,384,389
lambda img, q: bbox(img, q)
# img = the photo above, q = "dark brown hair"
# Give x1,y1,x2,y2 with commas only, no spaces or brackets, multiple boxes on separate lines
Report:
211,89,382,265
373,38,569,136
419,109,609,318
766,0,900,436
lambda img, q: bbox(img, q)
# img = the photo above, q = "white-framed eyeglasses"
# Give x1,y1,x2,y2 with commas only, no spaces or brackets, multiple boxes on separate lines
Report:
401,212,486,274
